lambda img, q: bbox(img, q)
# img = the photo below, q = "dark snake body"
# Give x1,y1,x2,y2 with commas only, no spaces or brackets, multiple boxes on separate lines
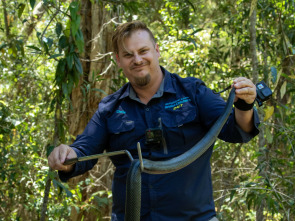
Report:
125,88,236,221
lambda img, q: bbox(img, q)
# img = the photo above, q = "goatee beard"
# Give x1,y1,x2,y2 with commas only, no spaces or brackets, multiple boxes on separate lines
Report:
134,74,151,87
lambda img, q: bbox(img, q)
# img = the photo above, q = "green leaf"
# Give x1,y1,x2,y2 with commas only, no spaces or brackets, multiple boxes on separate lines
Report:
58,35,68,50
66,53,74,69
56,23,63,37
56,59,66,83
80,85,86,97
75,29,84,53
271,67,277,83
52,179,73,197
26,45,42,52
46,37,54,49
73,69,81,86
18,3,26,18
92,88,108,95
46,145,55,158
69,1,79,21
71,16,81,37
30,0,36,9
43,42,49,54
58,120,65,143
280,81,287,99
62,82,68,96
74,53,83,74
67,77,74,94
265,127,273,144
190,28,203,35
0,43,8,50
48,54,63,59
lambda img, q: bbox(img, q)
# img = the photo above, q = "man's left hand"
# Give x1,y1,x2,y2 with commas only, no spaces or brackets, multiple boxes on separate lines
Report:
233,77,256,104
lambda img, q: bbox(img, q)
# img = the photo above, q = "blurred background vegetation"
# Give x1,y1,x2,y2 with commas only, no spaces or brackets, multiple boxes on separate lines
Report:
0,0,294,220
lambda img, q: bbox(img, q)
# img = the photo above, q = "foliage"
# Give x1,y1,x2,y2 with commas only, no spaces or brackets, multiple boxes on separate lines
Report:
0,0,294,220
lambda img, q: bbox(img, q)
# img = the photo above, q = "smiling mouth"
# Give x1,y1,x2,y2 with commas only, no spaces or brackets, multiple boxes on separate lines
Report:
131,63,148,70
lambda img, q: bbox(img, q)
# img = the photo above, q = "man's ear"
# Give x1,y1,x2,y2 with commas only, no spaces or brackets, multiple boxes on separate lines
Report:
155,44,160,58
115,53,121,67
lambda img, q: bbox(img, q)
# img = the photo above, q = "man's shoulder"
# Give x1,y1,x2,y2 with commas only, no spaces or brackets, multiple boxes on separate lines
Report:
98,84,129,113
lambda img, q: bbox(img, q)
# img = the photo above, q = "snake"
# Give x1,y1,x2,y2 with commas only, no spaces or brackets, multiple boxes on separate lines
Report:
125,87,236,221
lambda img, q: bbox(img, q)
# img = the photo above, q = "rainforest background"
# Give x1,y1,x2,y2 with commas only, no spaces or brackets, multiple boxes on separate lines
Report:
0,0,294,220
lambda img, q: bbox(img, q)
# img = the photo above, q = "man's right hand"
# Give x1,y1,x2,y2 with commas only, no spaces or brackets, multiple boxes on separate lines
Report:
48,144,77,172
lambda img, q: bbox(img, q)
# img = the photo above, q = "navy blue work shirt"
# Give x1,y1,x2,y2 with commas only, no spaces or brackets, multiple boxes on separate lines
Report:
59,66,260,221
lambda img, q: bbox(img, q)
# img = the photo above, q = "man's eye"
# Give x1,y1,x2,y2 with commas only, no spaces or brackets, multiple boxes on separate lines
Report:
123,54,132,57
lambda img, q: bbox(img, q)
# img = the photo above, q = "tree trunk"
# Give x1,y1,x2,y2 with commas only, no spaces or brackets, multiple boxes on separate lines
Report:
67,1,118,220
250,4,266,221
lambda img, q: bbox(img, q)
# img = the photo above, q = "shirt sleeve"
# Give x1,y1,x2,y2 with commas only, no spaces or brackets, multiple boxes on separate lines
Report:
59,107,108,182
196,83,260,143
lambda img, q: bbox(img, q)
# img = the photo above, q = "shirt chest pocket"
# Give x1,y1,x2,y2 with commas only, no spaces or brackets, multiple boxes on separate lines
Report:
107,115,135,151
161,106,199,151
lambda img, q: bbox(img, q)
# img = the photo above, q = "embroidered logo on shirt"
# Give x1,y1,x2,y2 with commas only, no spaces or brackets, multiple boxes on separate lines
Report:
116,110,126,114
165,97,191,110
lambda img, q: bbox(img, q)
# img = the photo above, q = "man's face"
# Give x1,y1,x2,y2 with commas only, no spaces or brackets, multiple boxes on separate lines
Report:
116,30,160,88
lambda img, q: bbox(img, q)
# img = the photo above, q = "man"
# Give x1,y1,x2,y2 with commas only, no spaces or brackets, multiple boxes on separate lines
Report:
48,21,259,221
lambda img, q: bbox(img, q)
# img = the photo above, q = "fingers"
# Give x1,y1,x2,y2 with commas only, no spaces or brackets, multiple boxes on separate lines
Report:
48,144,77,172
233,77,256,104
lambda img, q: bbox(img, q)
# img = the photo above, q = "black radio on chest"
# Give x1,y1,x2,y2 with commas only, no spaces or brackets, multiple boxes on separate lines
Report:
145,118,163,145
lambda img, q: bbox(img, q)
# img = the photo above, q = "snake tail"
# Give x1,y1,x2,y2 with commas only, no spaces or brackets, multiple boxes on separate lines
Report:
125,160,141,221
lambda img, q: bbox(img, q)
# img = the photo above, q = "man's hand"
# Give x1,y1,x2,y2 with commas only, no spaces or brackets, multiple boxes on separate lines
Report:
232,77,256,133
48,144,77,172
233,77,256,104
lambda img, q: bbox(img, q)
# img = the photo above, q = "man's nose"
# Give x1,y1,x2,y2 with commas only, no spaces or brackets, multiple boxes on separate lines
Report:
133,54,143,64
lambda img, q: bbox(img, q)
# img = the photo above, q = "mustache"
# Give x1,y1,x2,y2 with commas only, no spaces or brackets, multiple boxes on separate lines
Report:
131,62,149,70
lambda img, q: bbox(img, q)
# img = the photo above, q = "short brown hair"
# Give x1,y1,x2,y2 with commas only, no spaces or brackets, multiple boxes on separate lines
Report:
112,20,156,54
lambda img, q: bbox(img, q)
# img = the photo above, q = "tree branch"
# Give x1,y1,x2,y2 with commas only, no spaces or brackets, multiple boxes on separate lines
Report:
2,0,10,39
250,6,258,83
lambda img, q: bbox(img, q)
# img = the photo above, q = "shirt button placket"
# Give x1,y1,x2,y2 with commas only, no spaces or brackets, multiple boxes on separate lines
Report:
145,105,153,128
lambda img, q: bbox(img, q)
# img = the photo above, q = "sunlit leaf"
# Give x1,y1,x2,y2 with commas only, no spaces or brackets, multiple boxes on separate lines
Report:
265,127,273,144
26,45,42,52
18,3,26,18
280,81,287,99
264,106,274,121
